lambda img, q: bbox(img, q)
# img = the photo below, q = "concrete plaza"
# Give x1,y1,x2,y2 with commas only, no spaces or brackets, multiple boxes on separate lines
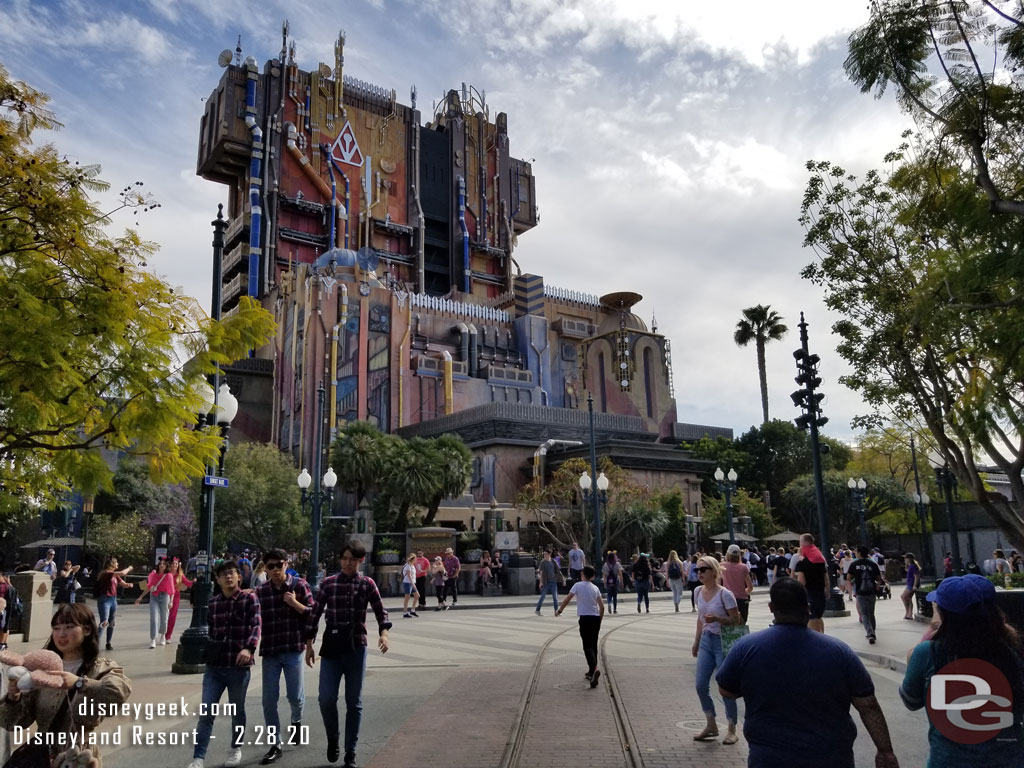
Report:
7,587,931,767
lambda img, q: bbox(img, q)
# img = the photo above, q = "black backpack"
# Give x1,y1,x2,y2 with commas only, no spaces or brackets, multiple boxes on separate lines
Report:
668,562,682,579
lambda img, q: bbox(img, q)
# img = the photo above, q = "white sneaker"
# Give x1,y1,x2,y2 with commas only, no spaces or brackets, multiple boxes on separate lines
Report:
185,760,204,768
159,635,167,646
224,748,242,767
148,639,156,649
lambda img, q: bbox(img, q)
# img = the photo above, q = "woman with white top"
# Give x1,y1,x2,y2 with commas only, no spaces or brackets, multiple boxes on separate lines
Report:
135,557,175,648
691,555,741,745
401,554,420,618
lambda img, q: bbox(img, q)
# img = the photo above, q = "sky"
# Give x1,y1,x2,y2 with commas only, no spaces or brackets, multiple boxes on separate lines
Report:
1,0,914,445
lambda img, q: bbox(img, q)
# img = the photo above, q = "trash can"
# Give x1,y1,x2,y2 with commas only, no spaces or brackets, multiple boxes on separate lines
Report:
506,553,536,596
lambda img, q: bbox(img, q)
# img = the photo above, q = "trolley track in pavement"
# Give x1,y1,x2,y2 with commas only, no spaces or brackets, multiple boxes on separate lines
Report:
499,612,667,768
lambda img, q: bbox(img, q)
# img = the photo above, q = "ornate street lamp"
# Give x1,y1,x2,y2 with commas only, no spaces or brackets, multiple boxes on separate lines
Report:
714,467,738,546
578,470,610,569
847,477,867,546
173,381,238,674
299,385,337,588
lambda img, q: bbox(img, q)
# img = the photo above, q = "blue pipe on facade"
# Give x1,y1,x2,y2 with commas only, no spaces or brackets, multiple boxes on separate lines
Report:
304,86,311,133
245,58,263,298
320,145,337,250
458,176,470,293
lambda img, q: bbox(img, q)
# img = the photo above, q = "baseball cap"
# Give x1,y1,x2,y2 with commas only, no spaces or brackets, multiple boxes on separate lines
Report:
726,544,741,556
926,575,995,614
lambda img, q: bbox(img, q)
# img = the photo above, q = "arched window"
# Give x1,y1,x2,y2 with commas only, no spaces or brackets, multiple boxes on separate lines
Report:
644,347,655,418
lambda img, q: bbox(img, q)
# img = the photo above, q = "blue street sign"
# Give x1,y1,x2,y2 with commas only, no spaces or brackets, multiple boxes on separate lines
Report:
204,475,229,488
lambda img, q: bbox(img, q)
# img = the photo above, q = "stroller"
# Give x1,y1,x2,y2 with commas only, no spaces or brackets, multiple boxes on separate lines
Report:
877,574,892,600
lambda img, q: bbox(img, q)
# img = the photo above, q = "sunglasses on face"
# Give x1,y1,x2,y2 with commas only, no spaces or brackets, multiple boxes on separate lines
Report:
696,566,713,574
266,563,283,570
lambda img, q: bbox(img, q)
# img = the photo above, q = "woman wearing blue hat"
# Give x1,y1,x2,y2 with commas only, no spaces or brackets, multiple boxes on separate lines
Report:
899,575,1024,766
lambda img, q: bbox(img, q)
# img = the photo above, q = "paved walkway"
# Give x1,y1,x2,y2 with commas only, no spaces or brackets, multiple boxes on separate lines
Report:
4,586,929,767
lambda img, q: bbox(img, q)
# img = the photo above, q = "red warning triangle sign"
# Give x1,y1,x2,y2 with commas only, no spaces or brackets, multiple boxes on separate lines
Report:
330,121,364,167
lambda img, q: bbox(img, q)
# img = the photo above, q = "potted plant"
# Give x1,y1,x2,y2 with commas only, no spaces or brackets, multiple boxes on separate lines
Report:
459,531,482,563
375,537,401,565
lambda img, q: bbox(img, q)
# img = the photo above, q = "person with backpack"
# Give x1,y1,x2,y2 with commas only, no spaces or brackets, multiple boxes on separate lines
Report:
666,550,686,612
850,545,882,644
602,551,622,614
686,554,701,611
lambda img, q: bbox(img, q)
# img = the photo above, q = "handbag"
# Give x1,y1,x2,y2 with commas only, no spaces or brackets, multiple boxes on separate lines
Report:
720,623,750,656
320,625,357,658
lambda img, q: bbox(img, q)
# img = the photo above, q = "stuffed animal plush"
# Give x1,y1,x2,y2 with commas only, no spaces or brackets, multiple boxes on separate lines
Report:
53,745,99,768
0,648,66,692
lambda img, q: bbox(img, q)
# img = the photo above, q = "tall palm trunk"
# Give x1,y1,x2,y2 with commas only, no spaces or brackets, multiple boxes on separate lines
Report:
756,338,769,423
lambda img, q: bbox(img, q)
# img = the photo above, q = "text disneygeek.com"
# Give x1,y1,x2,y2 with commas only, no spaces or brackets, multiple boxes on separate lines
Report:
11,698,310,748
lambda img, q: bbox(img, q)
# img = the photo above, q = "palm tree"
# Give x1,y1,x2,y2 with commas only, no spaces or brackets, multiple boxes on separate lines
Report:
733,304,788,424
422,434,473,525
389,438,441,531
329,421,392,509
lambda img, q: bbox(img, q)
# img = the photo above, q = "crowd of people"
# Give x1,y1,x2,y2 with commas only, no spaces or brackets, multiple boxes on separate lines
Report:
1,534,1020,768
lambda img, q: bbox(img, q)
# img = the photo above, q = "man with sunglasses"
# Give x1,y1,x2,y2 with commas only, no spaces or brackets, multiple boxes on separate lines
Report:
256,549,314,765
305,540,391,768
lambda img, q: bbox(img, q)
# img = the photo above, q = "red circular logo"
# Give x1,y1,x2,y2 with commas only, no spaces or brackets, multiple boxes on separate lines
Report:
926,658,1014,745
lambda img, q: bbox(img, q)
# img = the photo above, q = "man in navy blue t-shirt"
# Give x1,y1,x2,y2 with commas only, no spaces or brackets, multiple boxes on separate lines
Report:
716,579,900,768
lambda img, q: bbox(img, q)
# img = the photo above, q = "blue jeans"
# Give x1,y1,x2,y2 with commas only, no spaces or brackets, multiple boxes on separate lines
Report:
262,651,304,737
695,632,737,724
149,592,169,639
96,596,117,643
635,578,650,609
319,647,368,755
606,585,618,612
194,666,251,759
535,581,558,612
669,578,684,607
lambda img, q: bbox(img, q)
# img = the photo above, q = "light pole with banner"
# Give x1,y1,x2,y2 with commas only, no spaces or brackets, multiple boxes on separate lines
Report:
298,382,337,587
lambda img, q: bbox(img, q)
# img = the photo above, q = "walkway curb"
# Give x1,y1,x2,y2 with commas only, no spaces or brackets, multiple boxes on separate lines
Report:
855,650,907,674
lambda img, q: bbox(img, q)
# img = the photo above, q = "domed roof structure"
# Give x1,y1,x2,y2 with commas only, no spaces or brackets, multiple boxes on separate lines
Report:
597,291,647,335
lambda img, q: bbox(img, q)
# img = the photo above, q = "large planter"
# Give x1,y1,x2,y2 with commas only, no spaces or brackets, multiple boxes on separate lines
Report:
463,549,482,563
376,551,400,565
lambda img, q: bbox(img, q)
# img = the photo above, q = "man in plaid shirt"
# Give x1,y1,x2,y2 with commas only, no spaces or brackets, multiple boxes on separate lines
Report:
305,540,390,768
256,549,314,765
188,560,261,768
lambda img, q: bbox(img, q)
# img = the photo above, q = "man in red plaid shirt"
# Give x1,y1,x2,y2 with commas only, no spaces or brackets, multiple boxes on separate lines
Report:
256,549,314,765
305,540,390,768
188,560,261,768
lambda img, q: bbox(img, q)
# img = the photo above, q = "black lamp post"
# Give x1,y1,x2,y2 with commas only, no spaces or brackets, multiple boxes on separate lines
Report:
714,467,738,546
172,381,238,674
933,459,962,576
298,383,337,588
847,477,867,546
583,392,605,569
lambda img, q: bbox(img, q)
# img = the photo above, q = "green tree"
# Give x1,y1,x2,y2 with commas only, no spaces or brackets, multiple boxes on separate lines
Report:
421,434,473,526
682,435,752,497
734,304,789,424
86,511,151,567
93,458,166,520
0,65,276,508
652,489,688,556
780,471,914,545
702,488,779,543
846,0,1024,215
801,145,1024,545
329,421,392,509
213,442,304,553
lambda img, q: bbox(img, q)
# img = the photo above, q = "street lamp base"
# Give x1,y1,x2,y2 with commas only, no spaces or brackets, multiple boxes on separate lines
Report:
171,628,209,675
824,589,850,617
